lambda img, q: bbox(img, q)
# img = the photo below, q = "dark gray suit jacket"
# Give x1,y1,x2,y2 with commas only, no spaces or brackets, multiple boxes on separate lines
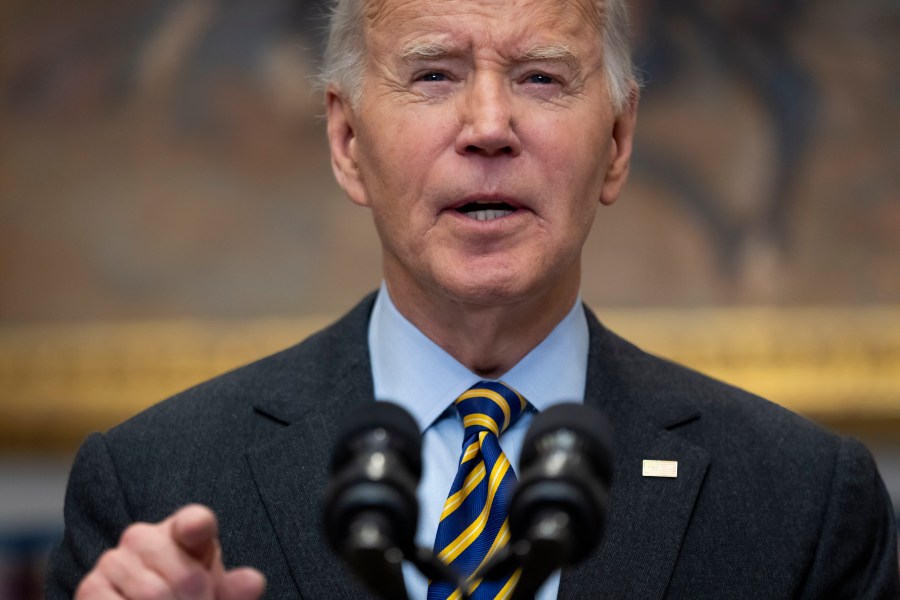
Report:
46,295,899,598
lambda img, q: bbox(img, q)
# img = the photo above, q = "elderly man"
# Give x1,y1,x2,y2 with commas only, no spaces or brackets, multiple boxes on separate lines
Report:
47,0,898,598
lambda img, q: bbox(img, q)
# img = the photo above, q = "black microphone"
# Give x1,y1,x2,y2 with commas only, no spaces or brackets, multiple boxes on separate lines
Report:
323,402,423,600
476,403,614,599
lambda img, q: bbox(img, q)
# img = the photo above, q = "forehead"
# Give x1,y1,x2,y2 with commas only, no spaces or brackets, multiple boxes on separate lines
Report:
363,0,604,53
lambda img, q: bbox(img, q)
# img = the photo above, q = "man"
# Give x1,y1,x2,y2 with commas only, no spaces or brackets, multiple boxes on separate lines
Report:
47,0,899,598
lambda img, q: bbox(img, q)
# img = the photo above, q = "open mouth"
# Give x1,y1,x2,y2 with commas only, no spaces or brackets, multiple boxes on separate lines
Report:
456,202,516,221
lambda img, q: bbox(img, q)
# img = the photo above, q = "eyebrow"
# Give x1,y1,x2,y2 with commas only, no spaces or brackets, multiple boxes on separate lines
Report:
401,41,581,72
401,41,457,62
519,43,580,72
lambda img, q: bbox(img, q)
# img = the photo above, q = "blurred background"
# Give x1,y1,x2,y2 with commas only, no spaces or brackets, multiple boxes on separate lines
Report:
1,0,899,597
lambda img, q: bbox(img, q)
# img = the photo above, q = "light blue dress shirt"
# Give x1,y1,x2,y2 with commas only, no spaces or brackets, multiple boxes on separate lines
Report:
368,284,590,600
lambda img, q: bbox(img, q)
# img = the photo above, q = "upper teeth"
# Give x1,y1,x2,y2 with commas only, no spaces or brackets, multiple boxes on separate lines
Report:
466,209,513,221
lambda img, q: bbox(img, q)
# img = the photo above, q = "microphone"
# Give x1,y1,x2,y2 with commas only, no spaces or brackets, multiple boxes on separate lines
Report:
476,403,614,599
322,402,423,600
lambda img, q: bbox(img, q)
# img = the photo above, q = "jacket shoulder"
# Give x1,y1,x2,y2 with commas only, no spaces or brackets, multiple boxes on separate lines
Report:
103,293,375,453
586,309,839,450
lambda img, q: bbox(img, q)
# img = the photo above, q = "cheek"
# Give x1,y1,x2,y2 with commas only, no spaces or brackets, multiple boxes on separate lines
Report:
532,108,611,165
354,120,438,246
359,111,445,193
539,126,611,208
573,127,614,198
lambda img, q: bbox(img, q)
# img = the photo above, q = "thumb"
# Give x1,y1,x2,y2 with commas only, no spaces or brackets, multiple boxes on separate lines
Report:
171,504,220,567
217,567,267,600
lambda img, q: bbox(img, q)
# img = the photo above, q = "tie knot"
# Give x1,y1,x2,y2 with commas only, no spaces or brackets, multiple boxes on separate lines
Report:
455,380,526,438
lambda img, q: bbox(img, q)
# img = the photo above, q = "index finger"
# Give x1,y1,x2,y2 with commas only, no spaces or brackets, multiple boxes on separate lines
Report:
169,504,220,568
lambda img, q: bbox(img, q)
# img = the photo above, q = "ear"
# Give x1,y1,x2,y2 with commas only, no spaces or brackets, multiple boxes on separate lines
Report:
599,83,639,206
326,86,370,207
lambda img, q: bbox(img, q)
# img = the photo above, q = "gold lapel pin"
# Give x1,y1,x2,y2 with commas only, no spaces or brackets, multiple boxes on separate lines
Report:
642,459,678,478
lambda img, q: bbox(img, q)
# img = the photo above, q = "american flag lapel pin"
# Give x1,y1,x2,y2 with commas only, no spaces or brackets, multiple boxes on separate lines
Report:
642,459,678,478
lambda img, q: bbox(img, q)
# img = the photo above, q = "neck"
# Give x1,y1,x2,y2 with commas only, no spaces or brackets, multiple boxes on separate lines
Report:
385,277,579,379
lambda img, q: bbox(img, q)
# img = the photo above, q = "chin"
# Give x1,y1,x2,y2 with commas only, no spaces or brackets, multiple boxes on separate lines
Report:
436,270,539,308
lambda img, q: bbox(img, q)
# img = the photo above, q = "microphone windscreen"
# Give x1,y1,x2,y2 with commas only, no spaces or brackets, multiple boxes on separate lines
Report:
520,403,614,484
331,401,422,478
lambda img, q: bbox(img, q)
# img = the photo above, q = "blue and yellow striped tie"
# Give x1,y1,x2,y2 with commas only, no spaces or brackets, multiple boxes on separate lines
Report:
428,381,527,600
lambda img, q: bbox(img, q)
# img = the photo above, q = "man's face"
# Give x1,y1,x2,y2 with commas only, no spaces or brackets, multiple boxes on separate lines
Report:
328,0,636,310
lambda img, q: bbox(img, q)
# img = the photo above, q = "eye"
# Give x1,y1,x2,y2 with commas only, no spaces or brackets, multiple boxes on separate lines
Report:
526,73,555,85
419,72,448,82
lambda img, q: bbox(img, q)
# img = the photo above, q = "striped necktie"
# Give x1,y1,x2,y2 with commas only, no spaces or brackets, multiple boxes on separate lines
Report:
428,381,527,600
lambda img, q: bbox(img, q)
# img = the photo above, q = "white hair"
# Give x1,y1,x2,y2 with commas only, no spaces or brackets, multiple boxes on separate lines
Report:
318,0,635,113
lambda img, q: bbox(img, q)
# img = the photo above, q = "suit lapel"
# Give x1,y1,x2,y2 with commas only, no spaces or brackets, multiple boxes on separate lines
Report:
559,419,709,599
245,296,380,598
559,310,710,599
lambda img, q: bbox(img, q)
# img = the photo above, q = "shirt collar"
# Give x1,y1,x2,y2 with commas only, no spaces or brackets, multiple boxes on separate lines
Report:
368,283,589,432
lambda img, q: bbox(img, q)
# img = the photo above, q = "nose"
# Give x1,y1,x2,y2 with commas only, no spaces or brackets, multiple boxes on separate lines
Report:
455,72,521,157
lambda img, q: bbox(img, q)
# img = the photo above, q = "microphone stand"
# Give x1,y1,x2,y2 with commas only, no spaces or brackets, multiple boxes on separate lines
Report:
343,522,472,600
508,510,575,600
470,509,577,600
341,511,410,600
409,547,472,599
343,504,577,600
